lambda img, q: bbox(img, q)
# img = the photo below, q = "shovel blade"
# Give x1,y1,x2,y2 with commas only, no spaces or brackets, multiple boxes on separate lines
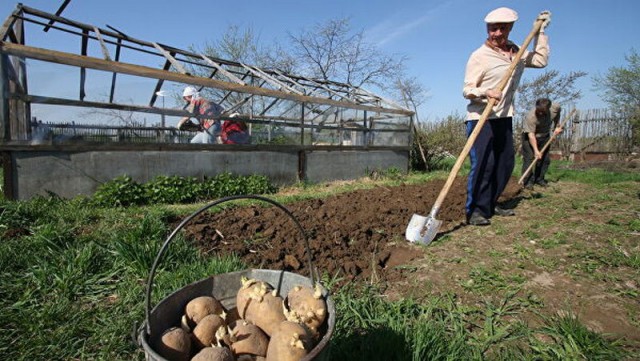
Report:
405,213,442,245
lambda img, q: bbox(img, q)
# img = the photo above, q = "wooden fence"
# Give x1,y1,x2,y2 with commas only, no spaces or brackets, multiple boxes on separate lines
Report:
421,108,635,163
550,108,634,160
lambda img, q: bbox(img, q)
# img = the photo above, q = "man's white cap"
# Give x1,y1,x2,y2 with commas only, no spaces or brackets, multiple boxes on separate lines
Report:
484,7,518,23
182,86,198,97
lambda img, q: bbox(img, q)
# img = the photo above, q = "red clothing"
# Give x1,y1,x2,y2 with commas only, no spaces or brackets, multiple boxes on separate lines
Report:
186,98,224,131
221,119,249,144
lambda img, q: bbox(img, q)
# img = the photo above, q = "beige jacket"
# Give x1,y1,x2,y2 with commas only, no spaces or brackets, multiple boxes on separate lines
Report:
463,33,549,120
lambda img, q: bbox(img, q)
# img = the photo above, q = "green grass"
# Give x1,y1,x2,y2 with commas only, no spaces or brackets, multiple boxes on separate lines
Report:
0,165,637,360
532,311,630,360
547,161,640,185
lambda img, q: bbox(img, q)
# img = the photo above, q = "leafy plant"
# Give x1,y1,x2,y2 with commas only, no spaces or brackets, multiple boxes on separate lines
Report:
144,175,201,204
91,173,277,207
92,175,145,207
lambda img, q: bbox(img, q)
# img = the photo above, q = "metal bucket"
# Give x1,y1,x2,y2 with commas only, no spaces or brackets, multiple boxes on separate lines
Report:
137,195,335,361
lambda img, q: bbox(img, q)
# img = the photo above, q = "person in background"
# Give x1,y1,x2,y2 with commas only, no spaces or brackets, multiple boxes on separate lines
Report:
462,7,551,226
521,98,563,189
177,86,224,144
221,112,250,145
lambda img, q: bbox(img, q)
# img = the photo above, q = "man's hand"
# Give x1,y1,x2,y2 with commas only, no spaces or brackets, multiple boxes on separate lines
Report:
485,88,502,101
537,10,552,31
534,149,543,160
553,126,563,136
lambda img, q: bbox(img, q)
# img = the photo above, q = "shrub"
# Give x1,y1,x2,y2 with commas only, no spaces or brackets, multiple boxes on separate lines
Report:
92,175,145,207
202,172,277,199
145,175,200,204
92,173,277,207
411,113,467,171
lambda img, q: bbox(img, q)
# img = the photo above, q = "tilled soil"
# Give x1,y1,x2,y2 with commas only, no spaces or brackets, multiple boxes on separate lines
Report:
182,176,520,285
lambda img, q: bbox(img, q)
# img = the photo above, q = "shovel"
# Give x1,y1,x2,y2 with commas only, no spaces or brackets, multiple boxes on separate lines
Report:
405,17,545,245
518,108,576,185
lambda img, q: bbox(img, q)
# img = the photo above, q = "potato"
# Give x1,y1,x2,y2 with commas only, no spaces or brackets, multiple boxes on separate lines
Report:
236,278,268,317
192,314,227,349
236,278,286,336
191,346,235,361
284,284,327,333
230,321,269,357
185,296,224,328
155,327,191,361
265,321,312,361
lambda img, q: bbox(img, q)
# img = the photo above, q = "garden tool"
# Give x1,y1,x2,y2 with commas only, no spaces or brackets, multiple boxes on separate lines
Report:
405,16,545,245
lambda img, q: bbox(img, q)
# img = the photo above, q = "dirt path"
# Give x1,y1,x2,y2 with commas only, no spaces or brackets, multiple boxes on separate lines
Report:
182,176,640,345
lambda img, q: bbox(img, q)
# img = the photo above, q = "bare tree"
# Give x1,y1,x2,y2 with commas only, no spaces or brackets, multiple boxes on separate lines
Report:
184,26,297,114
516,69,587,117
288,17,405,88
393,76,429,122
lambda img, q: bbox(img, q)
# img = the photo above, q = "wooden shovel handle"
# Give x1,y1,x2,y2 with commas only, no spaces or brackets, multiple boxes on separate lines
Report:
518,108,577,184
428,18,544,217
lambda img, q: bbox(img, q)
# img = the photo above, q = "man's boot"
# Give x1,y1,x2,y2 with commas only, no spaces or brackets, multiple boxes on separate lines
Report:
468,211,491,226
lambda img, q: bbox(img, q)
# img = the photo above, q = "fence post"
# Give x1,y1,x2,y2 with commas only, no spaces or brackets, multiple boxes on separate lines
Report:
570,116,582,162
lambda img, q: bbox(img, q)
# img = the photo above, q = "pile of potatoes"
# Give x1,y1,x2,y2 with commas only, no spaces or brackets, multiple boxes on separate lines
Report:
155,277,328,361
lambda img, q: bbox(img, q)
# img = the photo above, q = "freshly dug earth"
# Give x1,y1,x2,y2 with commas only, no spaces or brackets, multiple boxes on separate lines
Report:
181,175,640,346
183,176,496,284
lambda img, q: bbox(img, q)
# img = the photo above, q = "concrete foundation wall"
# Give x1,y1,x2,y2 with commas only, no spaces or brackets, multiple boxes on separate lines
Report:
304,150,407,183
6,148,408,200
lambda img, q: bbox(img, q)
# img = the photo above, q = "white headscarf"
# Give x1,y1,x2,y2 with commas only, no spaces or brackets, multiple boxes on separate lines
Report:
182,86,200,99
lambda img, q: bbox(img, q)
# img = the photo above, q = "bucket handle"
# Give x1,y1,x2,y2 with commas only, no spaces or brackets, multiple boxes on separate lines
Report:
143,195,317,336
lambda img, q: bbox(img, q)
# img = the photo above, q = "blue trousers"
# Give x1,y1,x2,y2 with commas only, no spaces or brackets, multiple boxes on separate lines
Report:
465,117,514,219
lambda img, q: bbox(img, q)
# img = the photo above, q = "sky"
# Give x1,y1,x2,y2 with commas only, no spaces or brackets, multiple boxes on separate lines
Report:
1,0,639,124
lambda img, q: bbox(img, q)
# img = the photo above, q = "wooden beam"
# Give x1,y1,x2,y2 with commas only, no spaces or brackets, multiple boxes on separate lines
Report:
299,75,351,102
14,15,30,134
200,54,245,85
357,86,410,112
240,63,283,91
19,94,189,117
9,93,409,135
92,26,112,61
249,65,303,95
153,42,189,75
43,0,71,32
0,42,414,116
0,8,21,42
272,69,309,95
0,54,10,141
